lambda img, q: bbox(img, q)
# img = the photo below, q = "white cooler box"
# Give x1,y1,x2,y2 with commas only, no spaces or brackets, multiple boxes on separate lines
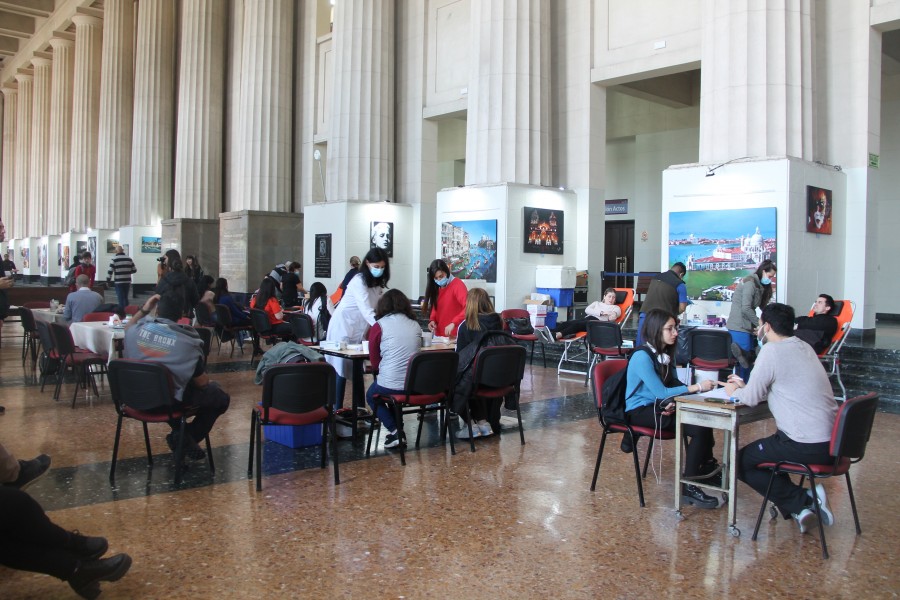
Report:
536,266,577,289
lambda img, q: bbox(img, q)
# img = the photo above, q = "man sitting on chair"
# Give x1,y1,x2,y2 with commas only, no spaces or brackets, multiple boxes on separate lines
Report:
724,303,839,534
64,275,103,323
124,292,231,461
793,293,838,355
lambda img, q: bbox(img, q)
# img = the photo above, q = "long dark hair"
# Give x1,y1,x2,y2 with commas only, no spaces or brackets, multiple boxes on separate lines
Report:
360,248,390,288
305,282,328,313
213,278,230,303
255,277,278,308
199,275,215,293
375,289,416,321
163,249,184,273
753,259,777,307
641,309,678,363
422,259,451,316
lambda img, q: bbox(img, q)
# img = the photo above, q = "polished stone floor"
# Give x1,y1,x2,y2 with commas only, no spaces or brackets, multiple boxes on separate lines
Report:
1,326,898,599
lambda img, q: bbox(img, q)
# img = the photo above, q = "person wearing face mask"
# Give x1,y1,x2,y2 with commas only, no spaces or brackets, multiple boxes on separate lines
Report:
724,303,838,535
726,259,776,381
422,259,467,338
324,248,390,410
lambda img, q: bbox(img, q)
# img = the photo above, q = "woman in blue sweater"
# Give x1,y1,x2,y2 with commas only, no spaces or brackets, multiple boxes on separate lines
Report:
625,309,719,509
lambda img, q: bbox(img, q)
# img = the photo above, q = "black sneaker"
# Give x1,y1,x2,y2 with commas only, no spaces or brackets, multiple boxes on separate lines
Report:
383,433,406,449
731,342,752,370
696,459,723,488
68,553,132,600
166,432,206,461
4,454,51,490
68,532,109,560
681,484,720,509
620,436,633,453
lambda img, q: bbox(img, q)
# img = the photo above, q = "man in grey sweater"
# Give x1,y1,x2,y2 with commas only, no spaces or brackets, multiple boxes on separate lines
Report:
725,303,839,534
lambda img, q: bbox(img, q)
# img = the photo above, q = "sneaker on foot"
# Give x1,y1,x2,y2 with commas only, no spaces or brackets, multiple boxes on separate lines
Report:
476,420,493,436
4,454,51,490
809,484,834,526
456,423,482,439
792,507,818,534
69,532,109,560
166,431,206,461
383,432,405,449
681,484,720,509
731,342,752,370
68,553,132,600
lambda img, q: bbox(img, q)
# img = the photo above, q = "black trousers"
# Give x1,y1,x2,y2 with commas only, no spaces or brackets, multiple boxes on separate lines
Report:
0,486,79,580
552,316,599,338
626,404,715,477
738,430,831,517
175,381,231,442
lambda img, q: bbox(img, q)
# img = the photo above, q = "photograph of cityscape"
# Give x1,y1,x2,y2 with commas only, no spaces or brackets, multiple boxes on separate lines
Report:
523,207,564,254
441,219,498,283
668,207,777,300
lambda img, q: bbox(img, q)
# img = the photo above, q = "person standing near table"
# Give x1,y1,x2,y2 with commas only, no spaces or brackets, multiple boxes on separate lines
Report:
635,262,688,347
2,252,17,277
106,246,136,310
423,259,467,338
325,248,389,410
338,256,360,292
727,259,776,380
69,252,96,293
281,262,304,308
64,275,104,323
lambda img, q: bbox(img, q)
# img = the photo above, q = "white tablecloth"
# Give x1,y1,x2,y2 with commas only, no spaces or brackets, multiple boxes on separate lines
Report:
31,308,68,325
70,322,124,360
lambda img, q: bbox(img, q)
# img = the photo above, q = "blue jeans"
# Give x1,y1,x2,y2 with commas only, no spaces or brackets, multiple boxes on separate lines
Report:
728,329,753,381
635,313,646,347
114,283,130,310
366,382,405,433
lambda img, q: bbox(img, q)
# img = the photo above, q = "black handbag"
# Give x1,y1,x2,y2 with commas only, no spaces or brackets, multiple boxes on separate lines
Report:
505,317,534,335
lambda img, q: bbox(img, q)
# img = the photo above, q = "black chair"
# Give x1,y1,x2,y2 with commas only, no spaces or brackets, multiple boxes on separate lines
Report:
751,393,879,559
366,351,460,465
194,302,219,351
195,327,212,363
288,312,317,346
214,303,251,357
585,320,629,386
461,345,527,452
500,308,546,368
18,306,39,369
249,362,339,490
686,328,735,382
49,322,107,407
108,360,215,486
35,320,61,392
249,308,291,367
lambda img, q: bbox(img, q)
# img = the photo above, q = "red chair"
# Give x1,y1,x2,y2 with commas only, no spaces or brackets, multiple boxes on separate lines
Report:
500,308,545,368
124,305,141,316
611,288,635,326
589,360,676,507
83,312,115,322
18,306,39,368
249,308,292,367
751,392,879,559
35,320,62,393
584,320,629,386
460,345,527,452
49,322,107,407
288,312,317,346
249,362,339,489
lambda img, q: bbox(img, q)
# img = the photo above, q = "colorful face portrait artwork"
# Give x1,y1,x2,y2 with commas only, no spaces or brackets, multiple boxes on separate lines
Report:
806,186,832,235
369,222,393,257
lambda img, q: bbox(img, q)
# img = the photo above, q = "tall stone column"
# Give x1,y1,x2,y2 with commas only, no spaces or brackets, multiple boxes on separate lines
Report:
233,0,293,212
68,14,103,233
13,72,32,240
174,0,226,219
326,0,394,202
1,86,17,238
47,38,75,236
96,0,135,230
699,0,815,163
465,0,550,186
29,57,52,237
130,0,176,225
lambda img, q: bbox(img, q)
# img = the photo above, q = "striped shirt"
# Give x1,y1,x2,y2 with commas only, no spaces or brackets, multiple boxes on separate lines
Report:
107,254,137,283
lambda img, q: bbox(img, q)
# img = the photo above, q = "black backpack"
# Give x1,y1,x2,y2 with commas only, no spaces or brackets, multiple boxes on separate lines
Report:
599,347,649,425
316,302,332,340
64,263,79,287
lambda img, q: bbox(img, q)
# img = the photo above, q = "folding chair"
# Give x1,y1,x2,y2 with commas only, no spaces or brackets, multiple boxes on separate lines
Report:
816,300,855,401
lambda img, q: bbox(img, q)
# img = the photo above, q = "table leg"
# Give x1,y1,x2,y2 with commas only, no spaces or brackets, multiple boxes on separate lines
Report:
727,413,740,536
351,358,365,437
674,408,684,515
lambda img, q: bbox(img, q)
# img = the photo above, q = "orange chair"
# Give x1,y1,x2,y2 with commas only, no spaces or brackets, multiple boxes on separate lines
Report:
813,300,855,401
557,287,634,378
330,287,344,307
612,288,635,326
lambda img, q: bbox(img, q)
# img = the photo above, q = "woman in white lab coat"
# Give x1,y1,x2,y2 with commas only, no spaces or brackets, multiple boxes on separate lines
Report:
325,248,390,409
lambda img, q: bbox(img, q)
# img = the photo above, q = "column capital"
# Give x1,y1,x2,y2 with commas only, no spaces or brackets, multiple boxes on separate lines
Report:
72,14,103,28
50,37,75,50
31,57,52,69
0,84,17,95
14,71,33,83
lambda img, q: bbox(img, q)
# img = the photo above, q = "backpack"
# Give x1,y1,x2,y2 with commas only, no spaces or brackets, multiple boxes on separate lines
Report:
316,302,332,339
505,316,534,335
64,263,79,287
599,347,649,425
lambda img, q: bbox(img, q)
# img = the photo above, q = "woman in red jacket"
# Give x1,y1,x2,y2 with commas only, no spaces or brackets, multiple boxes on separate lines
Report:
423,259,467,338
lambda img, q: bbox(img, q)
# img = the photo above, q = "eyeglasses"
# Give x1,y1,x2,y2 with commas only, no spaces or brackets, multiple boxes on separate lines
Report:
663,325,679,332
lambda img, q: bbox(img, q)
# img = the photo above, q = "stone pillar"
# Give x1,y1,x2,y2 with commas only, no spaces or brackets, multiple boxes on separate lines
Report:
174,0,226,219
233,0,293,212
96,0,135,230
1,86,16,238
68,14,103,233
47,38,75,236
13,72,32,240
699,0,815,163
465,0,551,186
29,57,52,237
130,0,176,225
326,0,394,202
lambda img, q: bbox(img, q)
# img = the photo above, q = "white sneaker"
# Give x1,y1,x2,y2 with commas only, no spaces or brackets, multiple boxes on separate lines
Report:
792,507,818,534
477,420,493,436
456,423,482,439
809,484,834,526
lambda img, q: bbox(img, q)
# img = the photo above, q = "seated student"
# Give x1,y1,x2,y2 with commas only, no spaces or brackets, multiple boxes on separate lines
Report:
304,282,334,341
281,262,304,308
64,275,104,323
250,277,293,337
213,278,250,326
365,290,424,449
793,293,839,355
540,287,622,342
625,309,720,509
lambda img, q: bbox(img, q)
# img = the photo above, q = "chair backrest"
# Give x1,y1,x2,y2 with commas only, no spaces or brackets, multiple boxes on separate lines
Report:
83,312,114,322
19,306,36,333
472,345,527,389
587,320,623,351
194,327,212,360
687,328,732,362
250,308,274,336
830,392,879,460
499,308,531,333
124,304,141,316
591,359,628,411
22,301,51,309
261,362,335,417
403,350,460,397
214,303,234,329
289,312,316,342
108,359,177,414
612,288,634,326
35,320,56,354
49,322,77,355
195,302,216,327
330,287,344,307
820,299,855,358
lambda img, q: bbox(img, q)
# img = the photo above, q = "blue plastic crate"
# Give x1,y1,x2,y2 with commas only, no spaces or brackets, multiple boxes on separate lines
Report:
536,287,575,307
263,424,323,449
544,311,558,329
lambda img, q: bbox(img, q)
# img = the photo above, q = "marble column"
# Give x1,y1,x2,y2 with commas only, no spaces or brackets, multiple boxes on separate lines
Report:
174,0,226,219
699,0,815,162
130,0,176,226
68,14,103,233
1,86,16,239
233,0,293,212
47,38,75,236
465,0,551,186
13,72,32,240
29,57,52,237
96,0,135,230
326,0,395,202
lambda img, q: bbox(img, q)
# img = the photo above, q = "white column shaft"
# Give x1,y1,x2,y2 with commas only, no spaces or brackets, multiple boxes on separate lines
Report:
1,87,16,239
13,73,32,240
29,58,52,237
69,15,103,233
48,39,75,235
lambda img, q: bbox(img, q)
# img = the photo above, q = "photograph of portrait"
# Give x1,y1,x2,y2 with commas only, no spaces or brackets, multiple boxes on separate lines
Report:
314,233,332,278
523,207,564,254
806,186,832,235
87,236,97,258
370,222,393,257
39,244,48,275
76,241,87,256
22,248,29,269
63,246,70,269
441,219,498,283
106,239,120,254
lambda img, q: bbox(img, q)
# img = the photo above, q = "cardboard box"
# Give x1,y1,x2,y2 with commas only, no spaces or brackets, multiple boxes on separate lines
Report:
526,304,548,315
535,266,577,288
575,271,588,287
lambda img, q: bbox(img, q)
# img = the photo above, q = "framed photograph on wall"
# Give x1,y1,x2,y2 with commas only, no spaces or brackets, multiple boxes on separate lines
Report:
314,233,332,278
523,207,563,254
806,186,832,235
141,237,162,253
440,219,498,283
369,221,393,257
106,239,120,254
76,241,87,256
87,237,97,258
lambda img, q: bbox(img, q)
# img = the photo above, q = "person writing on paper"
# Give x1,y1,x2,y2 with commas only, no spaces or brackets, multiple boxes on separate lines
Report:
423,259,467,338
625,309,719,509
724,303,838,534
250,277,293,337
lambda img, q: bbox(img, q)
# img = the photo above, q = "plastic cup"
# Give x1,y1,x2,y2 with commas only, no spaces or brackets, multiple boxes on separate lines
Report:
340,337,349,351
422,331,433,347
362,341,370,353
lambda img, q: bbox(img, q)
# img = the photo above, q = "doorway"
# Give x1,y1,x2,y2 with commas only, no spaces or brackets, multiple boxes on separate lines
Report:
603,220,635,290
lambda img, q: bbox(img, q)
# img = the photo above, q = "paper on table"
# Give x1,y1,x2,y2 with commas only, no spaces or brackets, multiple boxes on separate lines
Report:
699,387,732,401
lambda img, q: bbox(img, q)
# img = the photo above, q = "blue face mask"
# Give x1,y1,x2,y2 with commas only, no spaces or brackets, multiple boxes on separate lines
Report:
757,326,767,349
434,274,451,288
760,276,772,285
369,266,384,278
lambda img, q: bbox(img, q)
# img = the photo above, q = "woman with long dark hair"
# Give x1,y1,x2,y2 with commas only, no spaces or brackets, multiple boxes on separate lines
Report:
726,259,777,379
184,255,204,289
626,309,719,509
213,278,250,326
250,277,292,336
423,259,467,338
155,249,200,318
305,281,334,340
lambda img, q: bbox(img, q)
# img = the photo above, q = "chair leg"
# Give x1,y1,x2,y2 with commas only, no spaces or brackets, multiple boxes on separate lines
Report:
319,421,327,469
204,435,215,474
329,416,340,484
642,437,655,478
515,393,525,445
109,415,124,482
142,423,153,466
248,410,257,478
415,407,426,448
395,402,407,466
444,402,456,456
530,340,536,365
174,419,186,486
590,430,609,491
752,469,779,541
629,434,646,507
806,476,829,559
845,473,862,535
256,417,263,492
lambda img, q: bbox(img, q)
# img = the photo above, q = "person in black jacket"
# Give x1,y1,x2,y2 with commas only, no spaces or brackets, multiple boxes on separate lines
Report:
155,250,200,319
793,294,838,355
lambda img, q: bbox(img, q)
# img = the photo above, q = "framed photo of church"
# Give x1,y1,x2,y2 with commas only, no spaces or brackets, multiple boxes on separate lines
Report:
523,207,563,254
806,186,832,235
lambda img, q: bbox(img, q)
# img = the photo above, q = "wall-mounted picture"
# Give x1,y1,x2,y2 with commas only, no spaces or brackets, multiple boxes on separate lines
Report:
314,233,332,278
39,244,48,275
87,236,97,258
106,239,120,254
441,219,498,283
523,207,563,254
806,186,832,235
62,245,70,269
669,207,777,300
57,243,62,266
21,247,29,269
369,221,393,257
141,236,162,253
76,241,87,256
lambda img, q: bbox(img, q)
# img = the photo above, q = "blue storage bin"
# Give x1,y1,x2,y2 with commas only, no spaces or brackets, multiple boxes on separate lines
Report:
544,311,558,329
263,424,323,449
536,287,575,307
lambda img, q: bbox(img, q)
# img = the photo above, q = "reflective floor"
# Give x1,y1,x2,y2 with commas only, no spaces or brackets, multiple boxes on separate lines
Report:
1,327,899,599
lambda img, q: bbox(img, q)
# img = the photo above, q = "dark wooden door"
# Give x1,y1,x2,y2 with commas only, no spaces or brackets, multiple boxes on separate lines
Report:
603,220,635,290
